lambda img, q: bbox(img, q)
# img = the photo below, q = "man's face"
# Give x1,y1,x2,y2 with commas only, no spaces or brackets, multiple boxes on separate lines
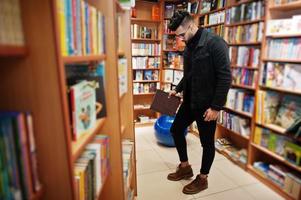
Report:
175,23,192,42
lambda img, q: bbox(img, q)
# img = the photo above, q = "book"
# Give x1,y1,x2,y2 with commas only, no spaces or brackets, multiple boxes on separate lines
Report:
150,90,181,116
132,43,161,56
173,71,183,85
131,24,158,39
266,38,301,60
266,15,301,36
118,58,128,97
164,69,174,83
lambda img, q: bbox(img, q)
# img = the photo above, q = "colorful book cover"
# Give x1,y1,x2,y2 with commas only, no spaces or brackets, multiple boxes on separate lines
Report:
173,70,183,85
66,0,74,55
253,127,262,145
144,70,153,80
164,69,174,83
283,64,301,92
263,91,280,124
81,1,86,55
57,0,67,56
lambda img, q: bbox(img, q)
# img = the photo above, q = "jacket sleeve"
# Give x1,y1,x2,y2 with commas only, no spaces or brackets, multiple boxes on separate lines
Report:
210,38,232,111
175,77,184,93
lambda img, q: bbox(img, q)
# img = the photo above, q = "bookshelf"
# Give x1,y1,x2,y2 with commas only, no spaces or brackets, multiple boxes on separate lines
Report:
0,45,27,57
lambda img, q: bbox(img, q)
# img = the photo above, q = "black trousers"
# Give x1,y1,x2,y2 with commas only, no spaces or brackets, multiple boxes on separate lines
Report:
170,103,217,175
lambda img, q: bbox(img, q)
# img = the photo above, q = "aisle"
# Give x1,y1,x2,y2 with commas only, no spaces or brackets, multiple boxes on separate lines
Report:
135,126,284,200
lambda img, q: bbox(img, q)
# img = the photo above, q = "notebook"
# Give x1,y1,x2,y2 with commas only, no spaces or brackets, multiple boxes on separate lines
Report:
150,90,181,116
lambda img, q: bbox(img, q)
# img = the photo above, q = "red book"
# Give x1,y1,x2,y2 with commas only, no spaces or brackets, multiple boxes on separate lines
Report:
248,48,254,67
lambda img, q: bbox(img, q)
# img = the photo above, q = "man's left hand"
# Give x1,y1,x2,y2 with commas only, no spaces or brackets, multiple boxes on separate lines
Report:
203,108,219,122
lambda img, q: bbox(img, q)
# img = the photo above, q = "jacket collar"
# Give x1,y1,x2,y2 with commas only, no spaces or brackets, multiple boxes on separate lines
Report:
197,29,209,47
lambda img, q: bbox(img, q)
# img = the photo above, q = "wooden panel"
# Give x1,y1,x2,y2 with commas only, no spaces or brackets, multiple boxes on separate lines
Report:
0,45,27,57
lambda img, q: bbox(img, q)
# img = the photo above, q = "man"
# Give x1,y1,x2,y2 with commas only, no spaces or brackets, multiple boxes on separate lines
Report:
167,11,232,195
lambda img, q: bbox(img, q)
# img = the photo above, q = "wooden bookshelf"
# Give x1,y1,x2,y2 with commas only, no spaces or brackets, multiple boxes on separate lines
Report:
260,85,301,96
198,7,226,17
131,38,161,42
217,124,250,141
132,55,161,57
227,0,258,8
163,49,184,52
0,45,27,57
62,54,106,64
269,1,301,11
224,106,253,118
131,18,161,23
251,143,301,173
71,118,106,162
203,22,225,28
134,93,155,96
228,42,261,46
262,58,301,64
133,68,160,70
266,34,301,39
134,106,151,111
133,80,159,83
216,148,247,170
163,67,183,71
225,19,264,27
231,65,258,70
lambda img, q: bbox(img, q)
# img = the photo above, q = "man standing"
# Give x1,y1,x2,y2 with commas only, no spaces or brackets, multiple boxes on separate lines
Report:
167,11,232,195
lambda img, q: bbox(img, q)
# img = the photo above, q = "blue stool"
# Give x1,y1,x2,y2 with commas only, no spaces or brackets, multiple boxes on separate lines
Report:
154,115,188,147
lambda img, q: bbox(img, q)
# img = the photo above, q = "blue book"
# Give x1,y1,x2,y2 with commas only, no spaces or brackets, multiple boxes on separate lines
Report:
66,0,74,55
85,3,90,54
76,0,82,55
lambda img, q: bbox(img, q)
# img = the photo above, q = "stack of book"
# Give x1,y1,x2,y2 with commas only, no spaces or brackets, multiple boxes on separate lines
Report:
164,1,199,18
133,83,159,94
226,89,255,114
164,52,184,69
253,161,301,199
232,68,258,87
208,11,225,26
226,22,264,43
57,0,106,56
230,46,260,67
163,69,183,85
74,135,110,200
199,0,226,14
131,24,158,39
132,57,160,69
132,43,161,56
134,70,159,81
225,1,264,24
256,91,301,129
218,110,251,138
122,140,134,196
0,112,42,200
266,15,301,36
206,25,225,37
261,62,301,92
0,0,24,46
266,38,301,60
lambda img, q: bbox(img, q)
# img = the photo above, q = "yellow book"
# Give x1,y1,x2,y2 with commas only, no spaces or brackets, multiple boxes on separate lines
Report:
253,127,262,145
57,0,67,56
74,166,86,200
81,1,86,55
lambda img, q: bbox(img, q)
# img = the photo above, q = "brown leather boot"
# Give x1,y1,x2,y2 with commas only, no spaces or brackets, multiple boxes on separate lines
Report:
167,164,194,181
182,175,208,194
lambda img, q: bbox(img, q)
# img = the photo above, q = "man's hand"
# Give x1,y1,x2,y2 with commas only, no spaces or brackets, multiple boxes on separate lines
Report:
168,90,177,98
203,108,219,122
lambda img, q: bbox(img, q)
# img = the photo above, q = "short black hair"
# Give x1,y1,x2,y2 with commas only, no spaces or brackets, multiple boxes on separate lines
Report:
168,10,190,31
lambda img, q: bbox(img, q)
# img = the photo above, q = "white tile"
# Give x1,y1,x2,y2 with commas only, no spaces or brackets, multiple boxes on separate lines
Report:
214,159,258,186
135,134,153,152
136,150,169,175
180,166,238,198
195,188,254,200
242,183,285,200
137,170,194,200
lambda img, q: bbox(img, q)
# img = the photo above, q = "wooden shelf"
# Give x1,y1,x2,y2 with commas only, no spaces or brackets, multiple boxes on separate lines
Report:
134,106,151,111
225,19,264,27
266,34,301,39
133,68,160,70
251,143,301,173
260,85,301,96
248,166,295,200
131,18,161,23
121,125,126,135
164,32,176,35
96,171,109,199
216,148,247,170
203,22,225,28
118,52,126,57
269,1,301,11
227,0,257,8
228,42,261,46
198,7,226,17
217,124,250,141
224,106,253,118
0,45,27,57
62,54,106,64
133,93,155,96
132,55,161,57
231,65,258,70
163,49,184,52
71,118,106,162
163,67,183,71
262,58,301,64
133,80,159,83
232,84,256,91
131,38,161,42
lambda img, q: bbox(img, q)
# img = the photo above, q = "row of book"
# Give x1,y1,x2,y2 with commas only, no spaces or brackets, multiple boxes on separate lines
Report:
0,112,41,200
229,46,260,67
133,82,159,94
218,111,251,138
266,15,301,36
253,161,301,199
207,11,225,26
206,24,225,37
225,22,264,44
57,0,105,56
132,43,161,56
163,20,173,34
226,89,255,114
256,91,301,129
164,2,198,19
134,70,159,81
163,35,185,51
266,38,301,60
225,1,264,24
163,69,183,85
65,63,107,140
0,0,24,46
163,52,184,69
215,138,248,165
132,57,160,69
232,68,258,87
254,126,301,160
200,0,227,14
273,0,300,6
261,62,301,92
74,135,109,200
131,24,158,40
122,140,134,197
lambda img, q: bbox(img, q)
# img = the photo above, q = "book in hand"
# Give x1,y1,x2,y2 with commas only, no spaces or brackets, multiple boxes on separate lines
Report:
150,90,181,116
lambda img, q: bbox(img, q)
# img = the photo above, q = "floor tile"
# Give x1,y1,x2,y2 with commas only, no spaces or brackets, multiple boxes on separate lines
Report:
135,134,153,152
137,170,194,200
214,159,258,186
195,188,254,200
136,149,169,175
242,183,285,200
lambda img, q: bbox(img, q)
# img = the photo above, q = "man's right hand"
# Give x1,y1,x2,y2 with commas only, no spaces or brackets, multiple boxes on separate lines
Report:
168,90,177,98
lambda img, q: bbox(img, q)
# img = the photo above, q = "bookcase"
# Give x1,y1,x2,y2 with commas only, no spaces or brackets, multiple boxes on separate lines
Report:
0,0,136,199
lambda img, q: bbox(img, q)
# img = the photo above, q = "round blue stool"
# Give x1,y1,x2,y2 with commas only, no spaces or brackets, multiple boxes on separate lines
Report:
154,115,188,147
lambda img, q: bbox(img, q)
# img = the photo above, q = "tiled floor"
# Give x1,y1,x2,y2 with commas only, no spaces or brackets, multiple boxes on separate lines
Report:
135,126,284,200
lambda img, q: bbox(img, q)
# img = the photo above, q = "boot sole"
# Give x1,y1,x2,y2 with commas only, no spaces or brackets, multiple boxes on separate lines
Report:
167,173,194,181
182,186,208,195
